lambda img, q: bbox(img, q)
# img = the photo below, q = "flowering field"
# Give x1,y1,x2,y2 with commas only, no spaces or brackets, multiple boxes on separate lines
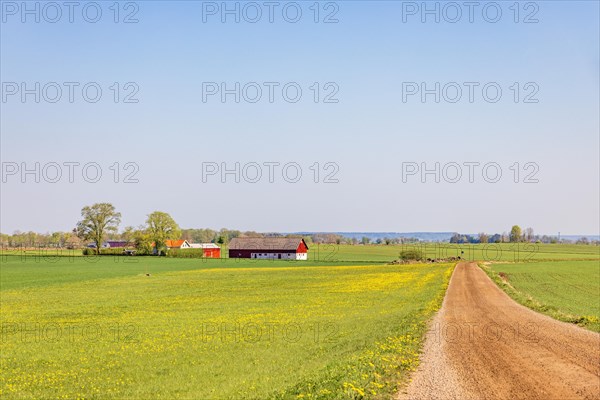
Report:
0,257,453,399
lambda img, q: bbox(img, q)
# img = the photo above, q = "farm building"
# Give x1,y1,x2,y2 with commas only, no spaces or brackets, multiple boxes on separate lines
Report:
164,240,191,249
228,237,308,260
106,241,129,248
87,241,129,249
189,243,221,258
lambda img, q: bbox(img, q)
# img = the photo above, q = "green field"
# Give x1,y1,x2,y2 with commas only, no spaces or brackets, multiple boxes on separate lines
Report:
0,255,368,292
0,256,453,399
1,243,598,398
482,260,600,332
327,243,599,263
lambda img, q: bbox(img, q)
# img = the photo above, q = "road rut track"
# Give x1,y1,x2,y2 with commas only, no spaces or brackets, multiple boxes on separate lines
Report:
398,262,600,400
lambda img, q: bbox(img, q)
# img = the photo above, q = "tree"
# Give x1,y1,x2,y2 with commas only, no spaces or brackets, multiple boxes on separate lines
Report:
146,211,181,255
524,227,534,242
121,226,136,244
133,227,153,255
509,225,522,243
25,231,37,247
76,203,121,254
361,236,371,245
489,234,502,243
478,233,489,243
64,234,82,249
399,249,425,262
450,233,470,244
50,232,63,247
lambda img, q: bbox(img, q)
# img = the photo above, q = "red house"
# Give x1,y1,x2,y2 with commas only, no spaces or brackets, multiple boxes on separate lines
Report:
228,237,309,260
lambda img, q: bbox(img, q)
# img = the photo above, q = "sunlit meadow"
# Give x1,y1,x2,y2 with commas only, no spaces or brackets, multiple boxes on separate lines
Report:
0,257,453,399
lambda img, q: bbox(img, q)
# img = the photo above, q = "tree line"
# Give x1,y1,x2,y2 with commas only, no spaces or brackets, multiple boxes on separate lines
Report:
449,225,597,245
1,206,596,250
0,203,320,253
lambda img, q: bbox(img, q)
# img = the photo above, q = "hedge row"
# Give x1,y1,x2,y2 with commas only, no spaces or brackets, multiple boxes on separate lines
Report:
165,248,204,258
81,248,205,258
82,248,138,256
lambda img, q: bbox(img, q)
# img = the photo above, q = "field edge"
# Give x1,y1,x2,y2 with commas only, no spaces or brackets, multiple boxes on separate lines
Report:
478,262,600,333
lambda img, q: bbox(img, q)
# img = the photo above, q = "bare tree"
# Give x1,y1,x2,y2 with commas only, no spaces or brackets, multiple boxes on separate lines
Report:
524,227,534,242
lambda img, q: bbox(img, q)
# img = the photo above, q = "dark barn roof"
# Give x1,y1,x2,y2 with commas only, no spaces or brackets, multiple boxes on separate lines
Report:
106,241,128,248
228,237,308,251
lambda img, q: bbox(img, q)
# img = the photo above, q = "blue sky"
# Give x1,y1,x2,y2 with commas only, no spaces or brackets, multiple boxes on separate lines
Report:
1,1,599,235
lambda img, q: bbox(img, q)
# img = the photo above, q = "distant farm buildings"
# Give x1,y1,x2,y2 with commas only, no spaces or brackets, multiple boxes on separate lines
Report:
87,240,129,249
228,237,308,260
87,237,311,260
164,240,220,258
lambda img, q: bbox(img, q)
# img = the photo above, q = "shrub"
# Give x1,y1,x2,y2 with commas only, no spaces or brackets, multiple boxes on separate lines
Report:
82,247,137,256
135,247,152,256
399,249,425,262
100,248,131,256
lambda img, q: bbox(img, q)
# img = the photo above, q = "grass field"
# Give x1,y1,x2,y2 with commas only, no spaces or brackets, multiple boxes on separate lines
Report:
0,255,370,292
0,256,453,399
332,243,599,263
482,260,600,332
1,244,598,398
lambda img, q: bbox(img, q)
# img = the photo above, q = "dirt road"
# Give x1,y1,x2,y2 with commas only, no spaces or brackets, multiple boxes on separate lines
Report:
398,262,600,400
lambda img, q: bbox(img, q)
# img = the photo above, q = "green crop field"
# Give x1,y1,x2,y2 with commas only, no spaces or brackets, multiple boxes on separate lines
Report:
309,243,599,263
482,260,600,332
1,244,597,398
0,255,453,399
0,255,371,292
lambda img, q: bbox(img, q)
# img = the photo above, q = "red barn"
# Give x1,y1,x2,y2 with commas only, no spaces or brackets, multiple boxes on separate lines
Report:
189,243,221,258
228,237,309,260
